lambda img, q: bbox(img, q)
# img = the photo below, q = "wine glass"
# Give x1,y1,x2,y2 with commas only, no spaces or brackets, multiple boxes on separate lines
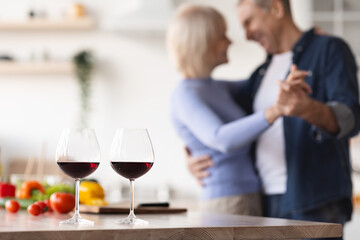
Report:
110,128,154,225
56,128,101,225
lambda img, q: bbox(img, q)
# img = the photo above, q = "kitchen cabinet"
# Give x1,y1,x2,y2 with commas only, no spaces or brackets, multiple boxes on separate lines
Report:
312,0,360,63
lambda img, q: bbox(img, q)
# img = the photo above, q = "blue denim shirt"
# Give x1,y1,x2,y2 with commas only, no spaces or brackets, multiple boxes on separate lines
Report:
237,28,360,218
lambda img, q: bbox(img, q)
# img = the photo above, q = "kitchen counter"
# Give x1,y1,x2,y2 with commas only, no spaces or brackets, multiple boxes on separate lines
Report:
0,210,341,240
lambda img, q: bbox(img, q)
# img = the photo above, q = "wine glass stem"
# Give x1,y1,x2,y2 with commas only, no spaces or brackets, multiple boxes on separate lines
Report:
129,179,135,218
74,179,80,218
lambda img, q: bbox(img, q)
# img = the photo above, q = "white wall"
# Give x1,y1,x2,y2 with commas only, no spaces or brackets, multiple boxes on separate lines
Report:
0,0,315,201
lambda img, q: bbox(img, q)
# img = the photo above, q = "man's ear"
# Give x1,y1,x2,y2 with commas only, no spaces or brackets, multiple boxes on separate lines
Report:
270,0,285,19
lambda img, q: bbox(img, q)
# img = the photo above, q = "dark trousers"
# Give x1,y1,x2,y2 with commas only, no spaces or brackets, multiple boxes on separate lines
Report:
263,194,352,240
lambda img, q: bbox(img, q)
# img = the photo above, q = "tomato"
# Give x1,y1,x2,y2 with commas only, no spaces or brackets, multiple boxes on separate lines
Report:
5,200,20,213
50,192,75,214
27,203,42,216
34,201,48,213
44,199,53,212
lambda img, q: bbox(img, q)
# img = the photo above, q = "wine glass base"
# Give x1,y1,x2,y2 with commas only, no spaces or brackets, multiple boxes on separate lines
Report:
115,217,148,225
60,216,94,225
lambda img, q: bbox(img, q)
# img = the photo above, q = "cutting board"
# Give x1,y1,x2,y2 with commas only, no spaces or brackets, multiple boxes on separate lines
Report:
79,202,187,214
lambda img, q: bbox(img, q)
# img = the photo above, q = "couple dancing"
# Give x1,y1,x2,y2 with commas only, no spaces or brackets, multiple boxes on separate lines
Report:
168,1,360,239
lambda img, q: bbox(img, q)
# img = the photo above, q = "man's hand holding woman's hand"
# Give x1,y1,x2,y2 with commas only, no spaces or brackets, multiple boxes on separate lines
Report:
265,64,311,123
275,64,312,117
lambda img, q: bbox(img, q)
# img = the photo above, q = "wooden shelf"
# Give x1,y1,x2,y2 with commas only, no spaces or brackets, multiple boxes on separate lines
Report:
0,61,73,74
0,17,95,31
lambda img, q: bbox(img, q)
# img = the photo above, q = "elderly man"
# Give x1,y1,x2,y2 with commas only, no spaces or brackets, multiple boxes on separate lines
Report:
187,0,360,236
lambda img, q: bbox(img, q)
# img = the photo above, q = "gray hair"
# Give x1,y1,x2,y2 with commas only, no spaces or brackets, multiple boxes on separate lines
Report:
167,4,227,79
238,0,292,16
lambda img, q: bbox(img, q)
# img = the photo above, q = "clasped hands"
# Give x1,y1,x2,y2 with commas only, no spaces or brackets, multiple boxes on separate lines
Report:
275,64,311,117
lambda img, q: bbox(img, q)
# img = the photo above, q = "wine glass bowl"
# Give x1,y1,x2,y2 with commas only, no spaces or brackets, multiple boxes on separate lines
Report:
56,128,101,225
57,162,99,179
110,128,154,225
111,162,153,180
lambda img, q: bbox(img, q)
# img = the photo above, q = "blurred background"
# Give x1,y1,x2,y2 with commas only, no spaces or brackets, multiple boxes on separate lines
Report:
0,0,359,237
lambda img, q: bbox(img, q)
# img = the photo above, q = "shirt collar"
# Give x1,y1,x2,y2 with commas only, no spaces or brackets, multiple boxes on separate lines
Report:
292,27,316,55
264,27,316,62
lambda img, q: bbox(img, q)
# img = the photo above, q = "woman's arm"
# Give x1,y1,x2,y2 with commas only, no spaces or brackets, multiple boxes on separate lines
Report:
174,88,271,153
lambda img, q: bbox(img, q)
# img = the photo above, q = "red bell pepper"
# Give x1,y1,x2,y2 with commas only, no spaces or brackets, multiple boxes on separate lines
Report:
0,182,16,197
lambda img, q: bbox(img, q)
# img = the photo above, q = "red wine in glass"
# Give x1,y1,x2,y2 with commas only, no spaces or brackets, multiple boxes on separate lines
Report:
58,162,100,179
111,162,153,180
110,128,154,225
55,128,101,225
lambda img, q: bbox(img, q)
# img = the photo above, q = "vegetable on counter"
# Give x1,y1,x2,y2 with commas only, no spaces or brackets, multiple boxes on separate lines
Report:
0,197,34,209
18,180,45,199
44,199,53,212
34,201,47,212
50,192,75,214
27,203,42,216
0,180,80,217
25,200,53,216
32,183,75,201
5,200,20,213
79,180,108,206
0,182,16,198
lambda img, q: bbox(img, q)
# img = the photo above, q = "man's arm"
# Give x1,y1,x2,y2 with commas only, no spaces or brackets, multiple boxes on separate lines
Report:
276,85,340,134
275,65,339,132
297,98,339,134
277,39,360,137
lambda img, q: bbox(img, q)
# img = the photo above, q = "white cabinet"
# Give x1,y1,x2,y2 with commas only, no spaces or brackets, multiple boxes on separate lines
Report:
312,0,360,63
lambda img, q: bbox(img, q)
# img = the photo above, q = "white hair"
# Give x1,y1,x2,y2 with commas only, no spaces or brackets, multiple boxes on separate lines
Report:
167,4,227,78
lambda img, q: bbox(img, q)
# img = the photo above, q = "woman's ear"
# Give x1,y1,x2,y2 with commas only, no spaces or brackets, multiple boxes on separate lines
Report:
270,0,285,19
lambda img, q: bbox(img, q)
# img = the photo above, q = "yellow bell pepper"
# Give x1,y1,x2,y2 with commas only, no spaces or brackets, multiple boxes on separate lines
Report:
84,198,108,206
79,181,108,206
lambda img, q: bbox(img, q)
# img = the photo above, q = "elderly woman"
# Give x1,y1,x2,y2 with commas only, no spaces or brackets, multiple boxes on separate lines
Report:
167,4,308,215
167,4,280,215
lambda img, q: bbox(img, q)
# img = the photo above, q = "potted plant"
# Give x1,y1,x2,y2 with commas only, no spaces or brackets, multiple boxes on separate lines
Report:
73,50,94,129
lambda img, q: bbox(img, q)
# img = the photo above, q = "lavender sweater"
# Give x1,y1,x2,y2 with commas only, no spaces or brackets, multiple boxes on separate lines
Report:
170,78,270,200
